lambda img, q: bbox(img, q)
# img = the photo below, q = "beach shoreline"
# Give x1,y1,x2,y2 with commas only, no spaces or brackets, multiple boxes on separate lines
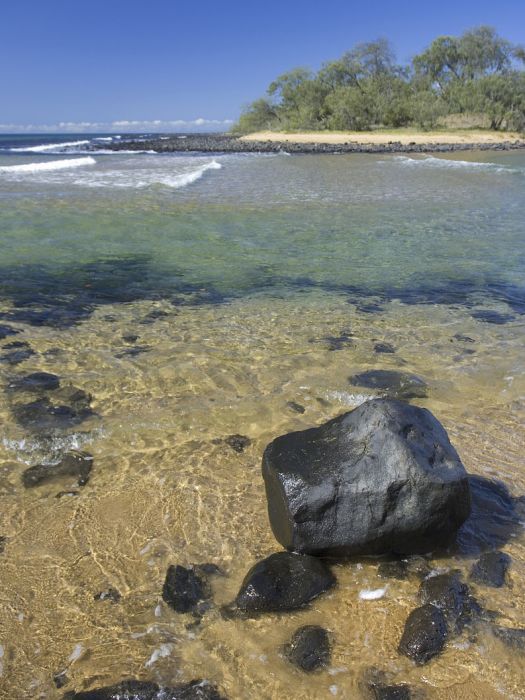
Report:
99,131,525,154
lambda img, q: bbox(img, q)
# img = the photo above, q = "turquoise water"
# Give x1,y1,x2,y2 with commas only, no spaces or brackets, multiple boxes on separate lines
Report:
1,137,525,699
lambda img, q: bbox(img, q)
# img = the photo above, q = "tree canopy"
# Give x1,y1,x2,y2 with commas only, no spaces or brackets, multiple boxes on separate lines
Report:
233,27,525,133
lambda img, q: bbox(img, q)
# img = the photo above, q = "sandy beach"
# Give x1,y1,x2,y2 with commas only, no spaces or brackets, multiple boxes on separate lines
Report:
240,129,524,145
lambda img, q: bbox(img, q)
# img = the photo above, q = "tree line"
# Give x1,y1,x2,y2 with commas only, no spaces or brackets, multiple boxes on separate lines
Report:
233,27,525,133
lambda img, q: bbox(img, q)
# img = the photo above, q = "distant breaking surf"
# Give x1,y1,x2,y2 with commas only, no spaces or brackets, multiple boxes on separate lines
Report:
0,156,96,173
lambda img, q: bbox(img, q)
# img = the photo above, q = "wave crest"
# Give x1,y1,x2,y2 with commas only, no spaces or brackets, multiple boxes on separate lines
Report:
0,156,96,173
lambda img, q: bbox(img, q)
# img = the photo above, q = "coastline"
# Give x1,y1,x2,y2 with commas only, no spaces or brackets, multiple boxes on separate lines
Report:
99,131,525,155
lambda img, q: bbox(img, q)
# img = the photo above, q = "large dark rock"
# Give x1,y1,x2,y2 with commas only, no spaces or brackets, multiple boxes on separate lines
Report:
398,603,448,664
63,679,225,699
22,452,93,488
348,370,427,399
162,565,211,614
230,552,335,615
470,551,511,588
262,398,471,556
283,625,331,672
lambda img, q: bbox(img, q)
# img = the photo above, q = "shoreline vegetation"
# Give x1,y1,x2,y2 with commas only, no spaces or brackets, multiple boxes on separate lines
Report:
232,27,525,136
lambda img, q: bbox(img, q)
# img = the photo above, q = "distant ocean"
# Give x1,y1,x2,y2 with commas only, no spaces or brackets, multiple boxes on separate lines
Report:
0,133,524,698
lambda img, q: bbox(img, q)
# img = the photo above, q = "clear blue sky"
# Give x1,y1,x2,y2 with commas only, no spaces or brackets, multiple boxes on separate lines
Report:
1,0,524,132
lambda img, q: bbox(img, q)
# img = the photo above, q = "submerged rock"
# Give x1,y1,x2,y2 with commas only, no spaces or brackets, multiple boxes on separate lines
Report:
471,310,514,324
230,551,335,615
22,452,93,488
372,685,411,700
361,668,412,700
470,551,511,588
263,398,470,556
398,603,448,664
0,324,20,340
8,371,60,392
224,434,251,453
12,393,94,431
373,342,396,354
63,679,226,699
349,370,427,399
283,625,331,672
162,565,211,614
94,588,121,603
0,347,35,365
287,401,306,414
492,626,525,651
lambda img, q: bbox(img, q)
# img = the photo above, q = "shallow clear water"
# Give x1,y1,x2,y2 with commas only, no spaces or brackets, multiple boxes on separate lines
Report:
0,137,524,699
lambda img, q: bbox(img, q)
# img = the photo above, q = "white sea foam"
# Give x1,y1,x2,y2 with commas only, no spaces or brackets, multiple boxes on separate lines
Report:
391,154,518,173
9,140,90,153
0,156,96,174
359,587,387,600
158,159,222,188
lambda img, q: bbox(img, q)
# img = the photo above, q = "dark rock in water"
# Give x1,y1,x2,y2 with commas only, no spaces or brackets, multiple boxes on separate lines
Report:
470,551,511,588
230,551,335,615
322,331,353,351
398,603,448,664
0,347,35,365
419,572,479,632
116,345,150,358
122,334,139,343
283,625,331,672
378,560,408,580
471,310,514,324
3,340,30,349
63,679,226,699
263,398,470,556
287,401,305,414
140,309,172,324
94,588,121,603
374,342,396,354
22,452,93,488
162,565,211,614
361,668,412,700
12,396,94,431
0,324,20,340
452,334,475,343
9,371,60,392
357,302,383,314
195,562,225,577
455,475,521,555
224,434,251,453
55,490,80,498
492,626,525,651
0,536,7,554
349,370,427,399
54,672,69,689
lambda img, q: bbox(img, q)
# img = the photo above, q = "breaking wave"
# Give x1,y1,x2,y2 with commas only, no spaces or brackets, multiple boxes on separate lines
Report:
0,156,96,173
391,155,519,173
8,140,91,153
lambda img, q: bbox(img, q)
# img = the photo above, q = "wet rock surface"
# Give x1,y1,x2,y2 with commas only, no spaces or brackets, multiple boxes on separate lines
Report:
224,434,251,453
377,556,431,582
63,679,226,699
348,370,427,399
162,564,211,614
263,398,470,556
469,551,511,587
230,552,335,615
22,452,93,488
398,603,448,664
419,571,481,633
283,625,331,672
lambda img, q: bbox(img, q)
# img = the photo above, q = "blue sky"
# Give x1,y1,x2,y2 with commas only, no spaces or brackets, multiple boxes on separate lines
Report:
1,0,524,132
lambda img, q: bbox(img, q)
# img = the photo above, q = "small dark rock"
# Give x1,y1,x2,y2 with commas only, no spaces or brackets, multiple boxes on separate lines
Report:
0,536,7,553
322,331,353,351
398,603,448,664
492,626,525,651
378,560,408,580
470,551,511,588
54,672,69,689
122,334,139,343
224,434,251,453
55,491,80,498
0,324,20,340
94,588,121,603
373,686,411,700
195,563,225,577
361,667,412,700
162,565,210,614
22,452,93,488
9,371,60,393
230,551,335,615
116,346,150,358
3,340,30,349
452,334,475,343
374,343,396,354
283,625,331,672
287,401,305,414
348,370,428,399
63,679,226,699
471,310,514,324
419,572,479,632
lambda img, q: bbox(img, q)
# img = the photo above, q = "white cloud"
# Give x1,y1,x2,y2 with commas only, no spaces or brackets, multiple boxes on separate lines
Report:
0,118,234,133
